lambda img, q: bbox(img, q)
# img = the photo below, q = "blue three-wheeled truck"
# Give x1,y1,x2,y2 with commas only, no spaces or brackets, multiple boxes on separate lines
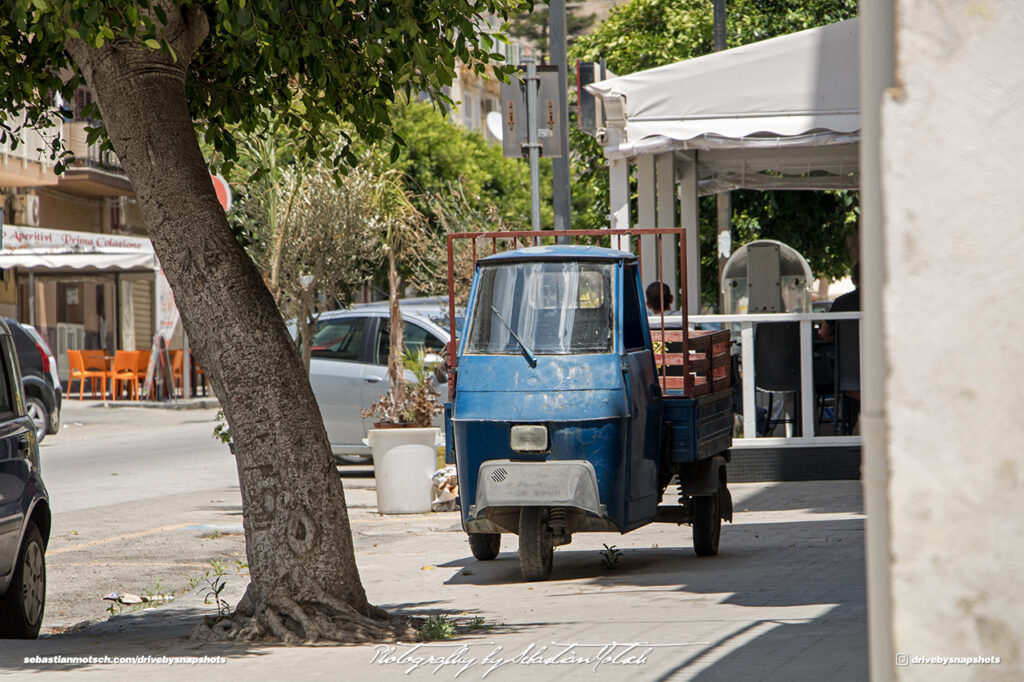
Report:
444,228,734,580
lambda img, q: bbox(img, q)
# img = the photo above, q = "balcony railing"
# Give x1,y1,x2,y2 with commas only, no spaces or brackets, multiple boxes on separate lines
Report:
0,114,62,167
1,116,123,173
63,120,123,172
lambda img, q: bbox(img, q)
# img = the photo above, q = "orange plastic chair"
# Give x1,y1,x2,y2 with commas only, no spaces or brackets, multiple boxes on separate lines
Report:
170,350,184,397
77,350,111,399
110,351,140,400
68,350,107,400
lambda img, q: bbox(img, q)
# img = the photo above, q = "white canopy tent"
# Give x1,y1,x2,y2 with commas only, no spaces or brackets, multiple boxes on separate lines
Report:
586,18,860,312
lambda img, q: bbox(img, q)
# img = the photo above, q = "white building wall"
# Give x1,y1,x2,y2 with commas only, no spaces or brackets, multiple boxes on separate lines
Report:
883,2,1024,677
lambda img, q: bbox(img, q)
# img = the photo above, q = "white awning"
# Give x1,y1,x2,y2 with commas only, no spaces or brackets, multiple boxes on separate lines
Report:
0,225,158,272
586,18,860,191
587,18,859,145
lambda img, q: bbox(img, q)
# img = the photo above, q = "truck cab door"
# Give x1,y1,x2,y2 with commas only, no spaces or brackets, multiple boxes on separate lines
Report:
621,264,662,524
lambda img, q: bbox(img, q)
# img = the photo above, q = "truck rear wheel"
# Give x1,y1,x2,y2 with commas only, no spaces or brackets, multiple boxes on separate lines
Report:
692,482,723,556
468,533,501,560
518,507,553,581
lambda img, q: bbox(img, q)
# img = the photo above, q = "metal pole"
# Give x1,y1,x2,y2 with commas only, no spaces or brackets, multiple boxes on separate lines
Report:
524,57,542,233
713,0,730,312
549,0,572,243
712,0,727,50
114,272,121,350
28,270,35,327
183,331,192,399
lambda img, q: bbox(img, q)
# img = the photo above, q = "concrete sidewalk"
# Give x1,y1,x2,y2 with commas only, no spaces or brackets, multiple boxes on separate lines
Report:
0,480,867,681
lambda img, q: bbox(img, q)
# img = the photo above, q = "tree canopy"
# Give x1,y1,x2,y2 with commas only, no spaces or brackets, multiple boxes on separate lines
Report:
1,0,528,170
383,100,544,230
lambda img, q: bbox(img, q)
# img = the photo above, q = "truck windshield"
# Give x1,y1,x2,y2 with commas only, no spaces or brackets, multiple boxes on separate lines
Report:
466,261,614,355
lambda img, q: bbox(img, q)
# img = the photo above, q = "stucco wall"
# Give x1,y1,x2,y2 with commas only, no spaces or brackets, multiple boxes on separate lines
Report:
883,2,1024,678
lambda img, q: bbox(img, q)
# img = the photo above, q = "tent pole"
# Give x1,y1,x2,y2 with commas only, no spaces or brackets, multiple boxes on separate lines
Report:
637,155,657,286
677,156,700,315
608,157,631,251
656,153,678,304
114,272,121,350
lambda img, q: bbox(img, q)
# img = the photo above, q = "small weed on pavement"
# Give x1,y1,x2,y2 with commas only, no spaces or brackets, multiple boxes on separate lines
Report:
599,543,623,569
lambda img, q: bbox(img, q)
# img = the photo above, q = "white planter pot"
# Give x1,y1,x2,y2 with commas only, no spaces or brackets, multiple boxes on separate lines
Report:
368,427,439,514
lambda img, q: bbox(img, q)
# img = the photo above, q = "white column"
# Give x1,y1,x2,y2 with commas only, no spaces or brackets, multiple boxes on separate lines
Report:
655,152,679,306
799,318,814,435
677,155,700,316
636,154,656,286
608,157,631,252
741,322,755,438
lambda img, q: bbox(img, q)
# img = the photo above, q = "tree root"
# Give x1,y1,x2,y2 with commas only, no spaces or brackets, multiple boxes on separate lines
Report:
190,585,419,644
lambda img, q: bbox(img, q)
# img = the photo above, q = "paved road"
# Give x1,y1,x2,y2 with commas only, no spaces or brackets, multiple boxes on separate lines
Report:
42,401,237,513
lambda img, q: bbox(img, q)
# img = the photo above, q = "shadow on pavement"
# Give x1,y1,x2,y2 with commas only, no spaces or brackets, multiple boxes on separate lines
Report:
337,466,375,479
438,514,867,679
655,601,867,682
1,607,273,671
440,518,864,606
2,598,521,673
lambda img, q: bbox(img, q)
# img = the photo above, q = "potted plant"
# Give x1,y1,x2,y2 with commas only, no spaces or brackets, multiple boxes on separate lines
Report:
362,349,445,514
359,169,444,512
362,348,444,429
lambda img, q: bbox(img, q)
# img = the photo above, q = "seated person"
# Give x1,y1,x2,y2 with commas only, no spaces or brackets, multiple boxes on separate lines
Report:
819,263,859,341
819,263,860,433
646,281,672,314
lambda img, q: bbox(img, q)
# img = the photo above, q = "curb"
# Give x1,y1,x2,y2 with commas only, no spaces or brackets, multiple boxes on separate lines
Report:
87,398,221,410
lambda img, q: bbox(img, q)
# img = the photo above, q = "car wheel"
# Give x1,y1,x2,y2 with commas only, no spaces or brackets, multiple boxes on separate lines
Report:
25,397,47,444
0,522,46,639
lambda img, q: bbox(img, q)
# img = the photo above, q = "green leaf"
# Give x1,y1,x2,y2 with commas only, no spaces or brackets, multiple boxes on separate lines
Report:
143,38,160,50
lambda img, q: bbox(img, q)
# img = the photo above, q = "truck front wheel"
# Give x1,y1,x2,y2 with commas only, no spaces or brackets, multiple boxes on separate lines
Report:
468,533,501,560
518,507,553,581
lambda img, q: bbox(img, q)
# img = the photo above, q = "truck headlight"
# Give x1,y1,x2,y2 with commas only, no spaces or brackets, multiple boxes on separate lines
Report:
510,424,548,453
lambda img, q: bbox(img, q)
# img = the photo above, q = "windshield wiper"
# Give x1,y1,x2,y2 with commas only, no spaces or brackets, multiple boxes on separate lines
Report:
491,306,537,368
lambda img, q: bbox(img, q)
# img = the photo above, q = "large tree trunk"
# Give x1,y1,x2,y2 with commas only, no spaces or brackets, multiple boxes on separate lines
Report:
65,7,411,643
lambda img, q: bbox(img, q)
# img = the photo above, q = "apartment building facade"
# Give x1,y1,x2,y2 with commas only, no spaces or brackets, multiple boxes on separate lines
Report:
0,93,166,382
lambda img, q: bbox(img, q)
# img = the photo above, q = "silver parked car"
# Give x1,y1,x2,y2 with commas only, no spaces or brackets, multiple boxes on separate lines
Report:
307,305,452,464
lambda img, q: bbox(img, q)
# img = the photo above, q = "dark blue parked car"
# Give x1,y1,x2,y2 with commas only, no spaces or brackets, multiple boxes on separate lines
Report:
0,319,50,638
